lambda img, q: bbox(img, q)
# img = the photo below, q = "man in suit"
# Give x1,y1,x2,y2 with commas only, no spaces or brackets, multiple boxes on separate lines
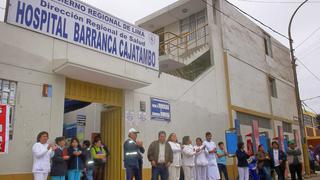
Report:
147,131,173,180
268,141,286,180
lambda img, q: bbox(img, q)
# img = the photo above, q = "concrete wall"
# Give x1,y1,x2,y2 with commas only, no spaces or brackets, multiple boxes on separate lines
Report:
220,0,298,120
124,66,230,168
0,23,65,174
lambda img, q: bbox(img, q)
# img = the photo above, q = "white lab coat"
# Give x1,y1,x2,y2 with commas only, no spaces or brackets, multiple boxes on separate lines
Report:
203,140,221,180
182,144,196,180
32,142,53,174
168,141,182,180
194,145,208,180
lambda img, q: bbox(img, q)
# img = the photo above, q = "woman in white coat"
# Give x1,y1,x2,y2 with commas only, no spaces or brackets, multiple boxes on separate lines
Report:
194,138,208,180
32,131,56,180
182,136,199,180
168,133,182,180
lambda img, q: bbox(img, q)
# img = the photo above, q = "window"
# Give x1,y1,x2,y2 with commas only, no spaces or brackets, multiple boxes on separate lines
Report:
264,34,273,57
0,79,17,140
237,112,271,129
268,77,277,98
303,114,313,126
180,9,207,42
283,122,292,133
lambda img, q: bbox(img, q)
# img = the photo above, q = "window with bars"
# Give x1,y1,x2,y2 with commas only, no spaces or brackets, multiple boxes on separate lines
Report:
0,79,17,140
180,9,207,42
283,122,292,133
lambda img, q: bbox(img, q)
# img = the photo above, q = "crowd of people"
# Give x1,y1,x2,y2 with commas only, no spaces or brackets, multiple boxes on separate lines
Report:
124,129,319,180
31,129,319,180
124,130,227,180
32,131,109,180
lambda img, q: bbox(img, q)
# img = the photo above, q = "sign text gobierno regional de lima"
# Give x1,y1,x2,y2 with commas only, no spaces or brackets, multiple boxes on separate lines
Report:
5,0,159,70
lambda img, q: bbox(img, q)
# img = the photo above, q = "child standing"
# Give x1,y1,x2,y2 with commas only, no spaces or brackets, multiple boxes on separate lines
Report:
68,137,85,180
194,138,208,180
51,137,69,180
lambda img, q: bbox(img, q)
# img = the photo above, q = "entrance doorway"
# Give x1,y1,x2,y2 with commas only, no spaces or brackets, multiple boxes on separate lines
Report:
64,78,124,180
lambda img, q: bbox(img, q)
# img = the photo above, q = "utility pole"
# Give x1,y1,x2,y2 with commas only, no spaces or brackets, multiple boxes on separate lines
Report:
288,0,310,176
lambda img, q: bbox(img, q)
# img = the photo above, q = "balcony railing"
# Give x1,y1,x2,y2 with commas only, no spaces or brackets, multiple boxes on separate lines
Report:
158,24,209,64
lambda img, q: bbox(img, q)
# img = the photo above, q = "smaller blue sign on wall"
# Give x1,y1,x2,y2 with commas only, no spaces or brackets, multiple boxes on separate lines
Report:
151,98,171,121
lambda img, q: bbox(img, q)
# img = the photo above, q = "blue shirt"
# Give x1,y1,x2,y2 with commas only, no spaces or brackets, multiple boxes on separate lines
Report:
217,148,227,165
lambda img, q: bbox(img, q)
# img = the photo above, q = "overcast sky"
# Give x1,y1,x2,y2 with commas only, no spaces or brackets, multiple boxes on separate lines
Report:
0,0,319,114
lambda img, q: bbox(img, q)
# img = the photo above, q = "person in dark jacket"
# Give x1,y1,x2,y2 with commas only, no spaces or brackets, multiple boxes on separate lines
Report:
82,140,94,180
268,141,286,180
68,137,85,180
51,137,69,180
123,128,145,180
287,140,302,180
236,142,250,180
147,131,173,180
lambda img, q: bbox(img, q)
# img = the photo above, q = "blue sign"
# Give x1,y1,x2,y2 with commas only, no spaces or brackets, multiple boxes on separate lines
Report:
5,0,159,70
151,98,170,121
226,130,238,155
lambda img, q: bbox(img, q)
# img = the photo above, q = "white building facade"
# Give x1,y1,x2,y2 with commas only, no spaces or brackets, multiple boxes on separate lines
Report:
0,0,299,179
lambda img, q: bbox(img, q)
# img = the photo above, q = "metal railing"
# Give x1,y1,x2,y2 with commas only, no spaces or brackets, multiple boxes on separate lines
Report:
159,24,209,64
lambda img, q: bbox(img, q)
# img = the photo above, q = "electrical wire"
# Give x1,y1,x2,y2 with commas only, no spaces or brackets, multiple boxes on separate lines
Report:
302,101,318,114
296,59,320,83
200,0,290,53
224,0,289,39
295,25,320,50
302,95,320,101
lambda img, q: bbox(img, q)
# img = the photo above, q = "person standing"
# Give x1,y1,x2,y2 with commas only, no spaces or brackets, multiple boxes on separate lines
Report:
123,128,145,180
82,140,94,180
217,142,229,180
236,142,250,180
168,133,182,180
308,145,316,174
194,138,208,180
287,140,302,180
68,137,85,180
147,131,173,180
32,131,56,180
181,136,198,180
91,137,108,180
256,145,271,180
203,132,220,180
268,141,286,180
51,137,69,180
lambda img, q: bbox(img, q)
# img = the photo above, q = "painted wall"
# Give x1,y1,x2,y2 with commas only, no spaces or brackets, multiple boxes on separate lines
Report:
0,23,65,174
220,0,298,120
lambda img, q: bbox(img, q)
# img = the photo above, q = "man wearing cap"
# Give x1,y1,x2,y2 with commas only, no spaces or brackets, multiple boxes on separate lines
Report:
287,140,302,180
124,128,145,180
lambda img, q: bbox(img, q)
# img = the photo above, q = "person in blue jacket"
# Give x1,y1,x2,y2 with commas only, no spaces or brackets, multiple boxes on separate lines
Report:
236,142,250,180
123,128,145,180
51,137,69,180
268,141,286,180
68,137,85,180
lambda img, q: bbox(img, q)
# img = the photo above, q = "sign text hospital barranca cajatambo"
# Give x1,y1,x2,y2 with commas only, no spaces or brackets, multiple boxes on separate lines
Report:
5,0,159,70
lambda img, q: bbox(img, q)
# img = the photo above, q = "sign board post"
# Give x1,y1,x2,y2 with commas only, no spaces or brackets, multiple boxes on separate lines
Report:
0,104,10,154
